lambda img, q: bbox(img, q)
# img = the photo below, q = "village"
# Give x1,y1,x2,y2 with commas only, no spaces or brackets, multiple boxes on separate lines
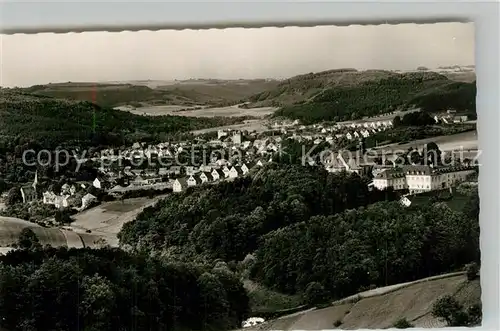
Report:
0,108,476,218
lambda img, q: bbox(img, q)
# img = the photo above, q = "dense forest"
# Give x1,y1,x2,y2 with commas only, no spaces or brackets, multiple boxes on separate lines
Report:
118,164,398,260
0,91,246,154
0,165,480,330
251,196,479,297
273,73,476,124
0,246,249,331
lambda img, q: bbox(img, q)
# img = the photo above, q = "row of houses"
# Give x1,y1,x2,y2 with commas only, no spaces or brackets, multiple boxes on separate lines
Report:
172,163,258,192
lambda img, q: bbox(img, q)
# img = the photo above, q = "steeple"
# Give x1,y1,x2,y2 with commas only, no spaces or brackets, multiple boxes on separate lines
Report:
32,170,38,190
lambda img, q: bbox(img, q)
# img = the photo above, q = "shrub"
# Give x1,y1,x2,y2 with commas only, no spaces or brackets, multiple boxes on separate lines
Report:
431,295,476,326
333,319,343,327
466,262,479,281
304,282,327,306
393,318,414,329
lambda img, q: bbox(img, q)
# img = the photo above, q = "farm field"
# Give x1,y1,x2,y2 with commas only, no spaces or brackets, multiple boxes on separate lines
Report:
68,196,166,247
240,273,479,330
123,104,278,118
375,129,478,153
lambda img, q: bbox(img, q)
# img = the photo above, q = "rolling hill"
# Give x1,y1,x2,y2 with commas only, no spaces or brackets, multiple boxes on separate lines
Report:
0,216,102,254
0,90,246,152
15,79,279,108
243,69,476,124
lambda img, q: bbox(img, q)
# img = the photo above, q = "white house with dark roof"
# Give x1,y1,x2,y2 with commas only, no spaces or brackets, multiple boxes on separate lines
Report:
187,175,202,187
222,166,231,178
173,178,188,193
211,168,225,181
199,172,213,183
228,166,243,179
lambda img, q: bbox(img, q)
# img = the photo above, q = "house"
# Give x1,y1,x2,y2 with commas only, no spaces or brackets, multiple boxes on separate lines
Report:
324,152,349,173
211,168,225,181
80,193,97,211
346,132,353,140
169,166,182,175
313,138,323,145
43,191,57,205
218,130,228,139
256,159,267,167
241,163,253,175
373,168,407,191
222,166,231,178
173,178,188,193
228,166,243,179
186,166,197,176
400,196,412,207
158,168,168,176
353,131,360,138
232,132,242,145
144,169,158,177
187,175,202,187
198,165,212,173
199,172,213,183
92,178,102,189
453,115,468,123
131,175,149,186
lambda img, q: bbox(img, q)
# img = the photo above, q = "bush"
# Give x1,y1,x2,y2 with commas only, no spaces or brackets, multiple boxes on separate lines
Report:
466,262,479,281
393,318,414,328
304,282,327,306
333,319,343,327
431,295,479,327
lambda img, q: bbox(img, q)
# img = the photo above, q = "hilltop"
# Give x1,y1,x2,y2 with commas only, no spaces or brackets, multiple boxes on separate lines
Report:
0,90,246,152
243,69,476,124
14,79,279,108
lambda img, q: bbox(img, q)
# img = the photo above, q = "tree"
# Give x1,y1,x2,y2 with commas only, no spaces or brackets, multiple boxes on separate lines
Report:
466,262,479,281
80,274,116,331
0,179,8,194
425,142,442,166
17,228,42,250
393,116,402,127
54,208,74,224
304,282,327,306
431,295,469,326
6,187,22,205
393,318,414,328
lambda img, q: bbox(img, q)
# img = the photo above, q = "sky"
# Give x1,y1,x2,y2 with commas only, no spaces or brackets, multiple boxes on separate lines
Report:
1,22,474,87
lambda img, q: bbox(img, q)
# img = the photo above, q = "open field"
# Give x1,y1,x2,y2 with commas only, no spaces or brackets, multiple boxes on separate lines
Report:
19,79,279,108
68,196,166,247
375,129,478,153
123,104,278,118
240,273,479,330
0,216,98,253
191,119,270,135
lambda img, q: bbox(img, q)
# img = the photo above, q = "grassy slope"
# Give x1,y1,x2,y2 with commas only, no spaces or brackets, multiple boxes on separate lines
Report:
243,69,476,124
16,79,279,108
247,69,397,108
242,274,480,330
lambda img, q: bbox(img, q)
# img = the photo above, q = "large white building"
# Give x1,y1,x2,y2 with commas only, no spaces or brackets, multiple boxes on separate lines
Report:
373,165,477,194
